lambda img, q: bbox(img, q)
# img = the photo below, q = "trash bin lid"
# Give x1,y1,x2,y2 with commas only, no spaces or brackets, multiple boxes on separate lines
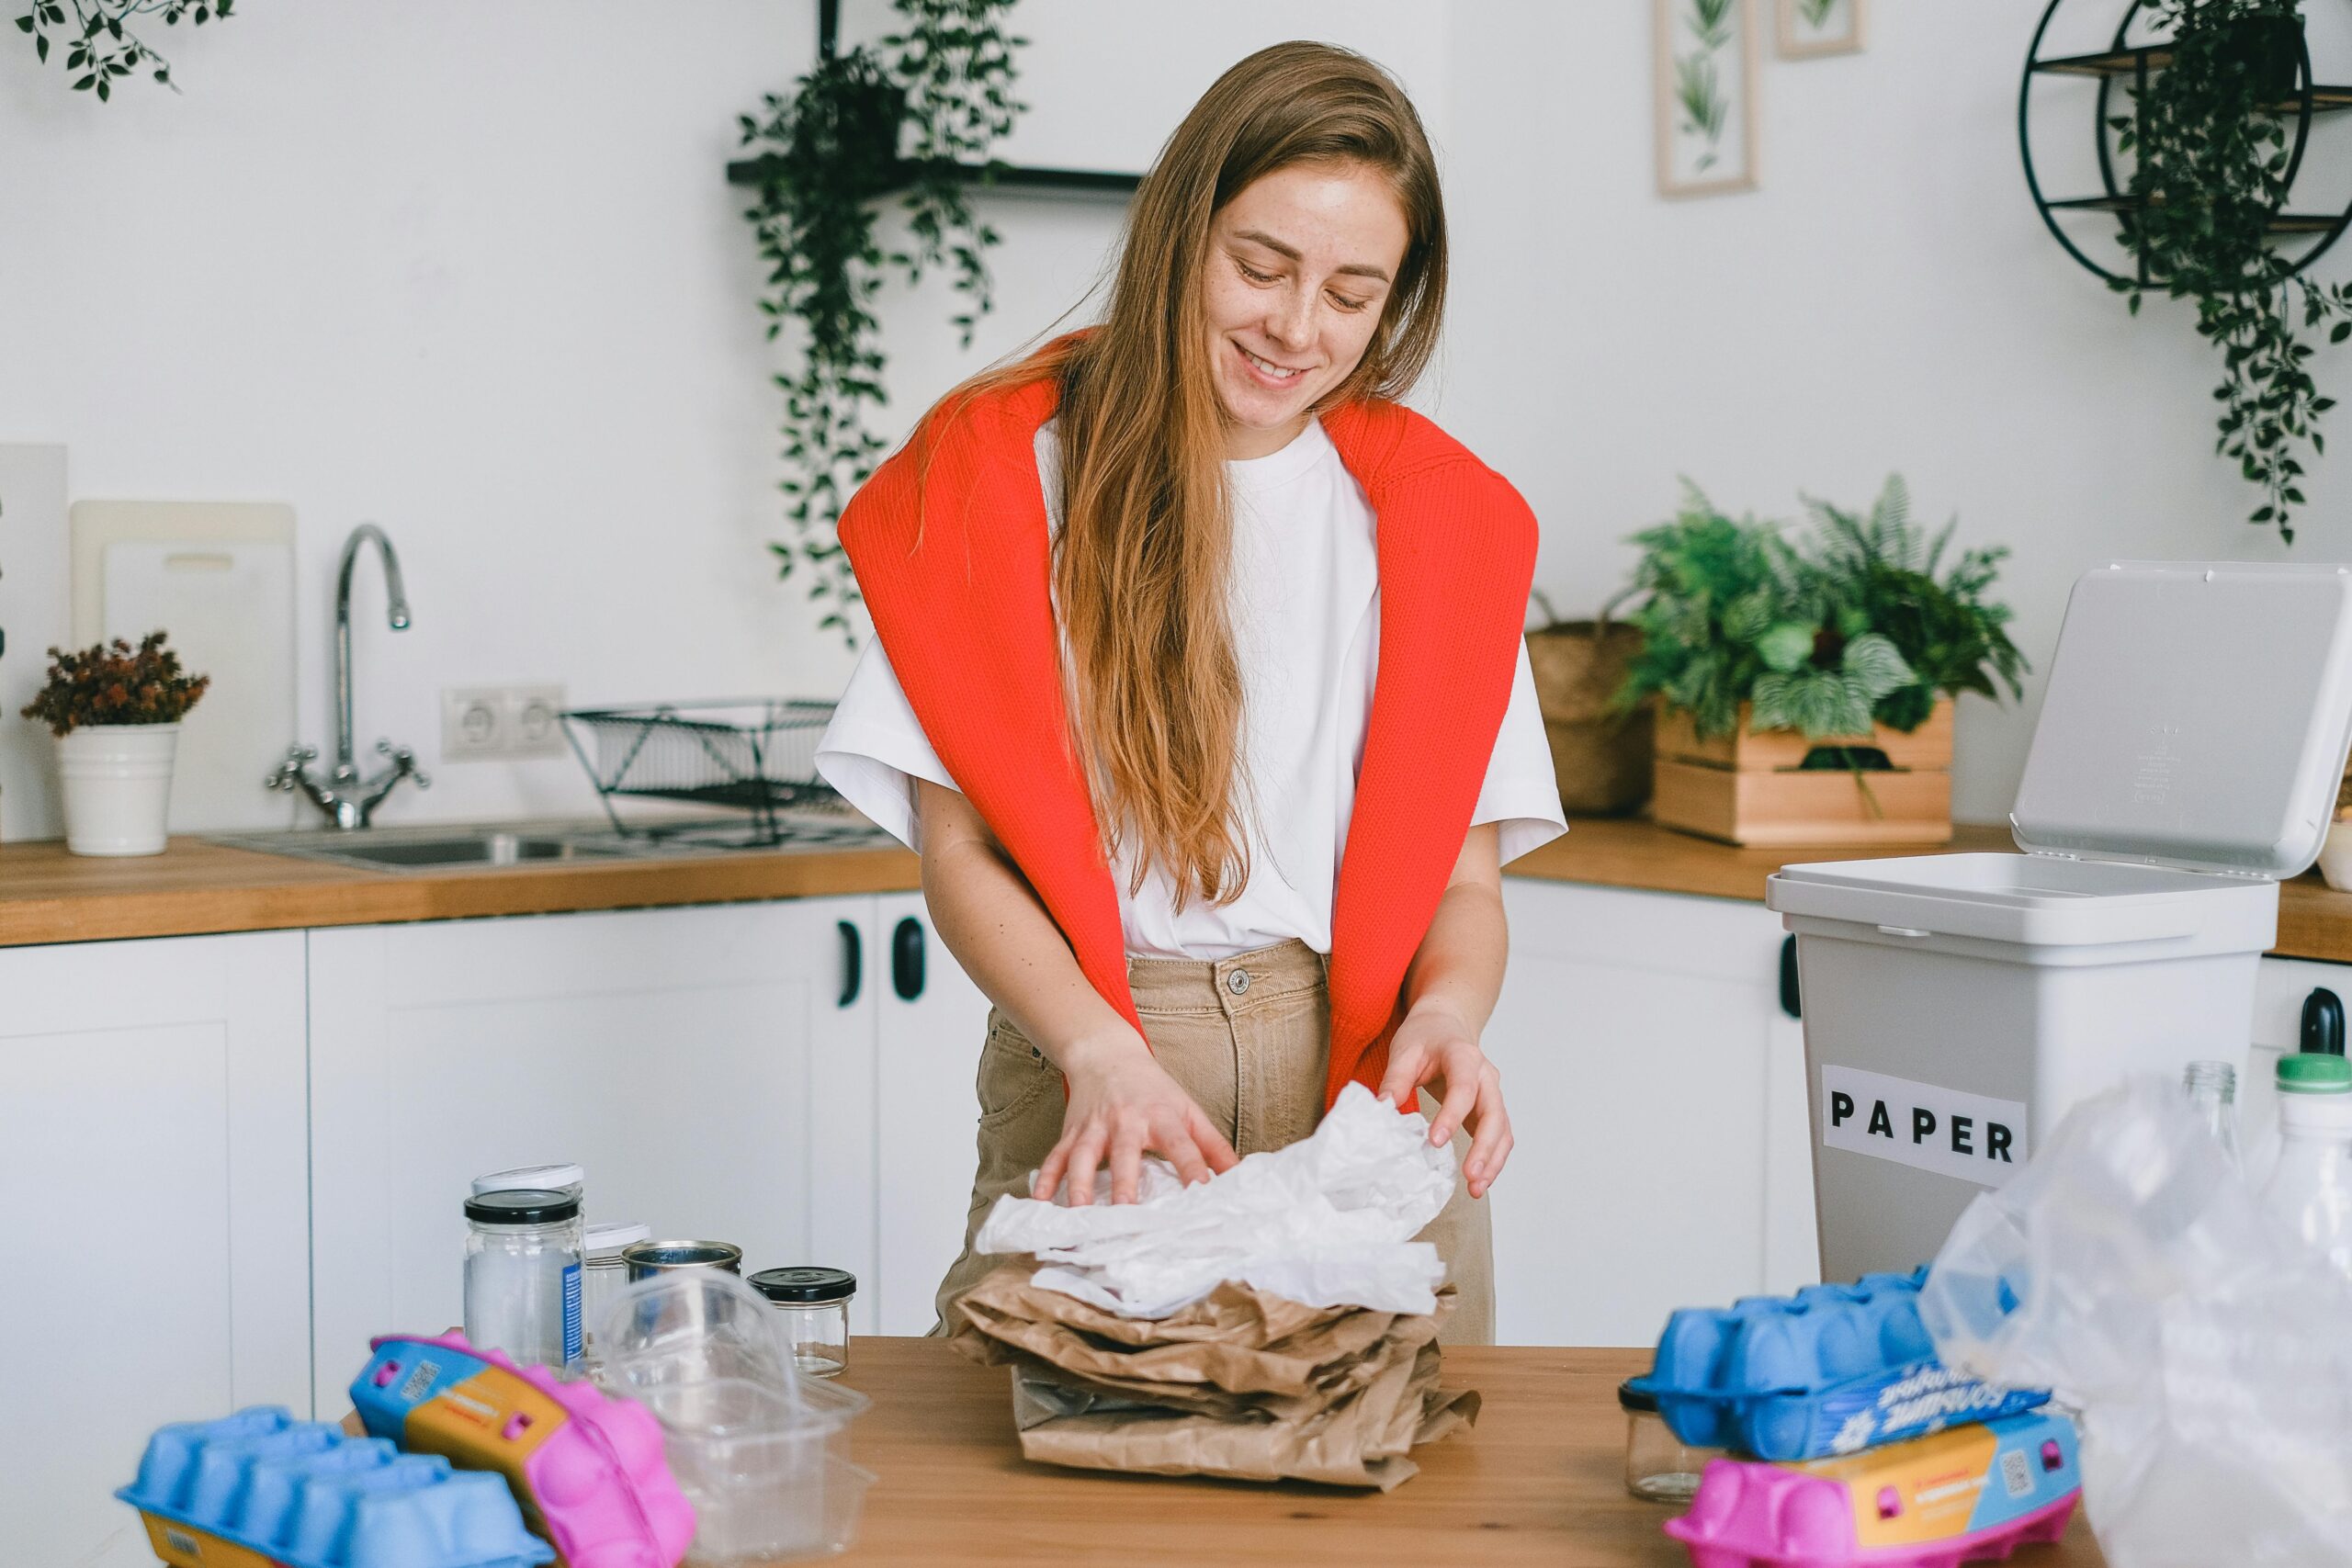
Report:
2010,562,2352,880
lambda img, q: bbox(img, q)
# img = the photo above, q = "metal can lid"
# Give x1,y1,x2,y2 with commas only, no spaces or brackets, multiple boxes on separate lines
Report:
584,1222,652,1256
748,1266,858,1303
463,1188,581,1225
471,1163,585,1196
1616,1378,1659,1414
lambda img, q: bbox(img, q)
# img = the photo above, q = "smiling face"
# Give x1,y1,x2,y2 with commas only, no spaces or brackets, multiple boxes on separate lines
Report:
1202,161,1411,459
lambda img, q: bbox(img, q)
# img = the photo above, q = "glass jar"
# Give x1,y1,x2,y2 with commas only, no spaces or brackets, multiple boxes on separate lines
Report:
580,1221,651,1364
748,1267,856,1379
1621,1379,1718,1504
463,1188,584,1370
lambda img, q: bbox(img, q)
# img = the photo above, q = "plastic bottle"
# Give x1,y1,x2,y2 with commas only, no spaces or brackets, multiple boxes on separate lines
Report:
2258,1053,2352,1281
2181,1060,2242,1170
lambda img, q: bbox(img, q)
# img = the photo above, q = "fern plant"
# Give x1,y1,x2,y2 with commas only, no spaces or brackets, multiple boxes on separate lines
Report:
1611,478,2025,742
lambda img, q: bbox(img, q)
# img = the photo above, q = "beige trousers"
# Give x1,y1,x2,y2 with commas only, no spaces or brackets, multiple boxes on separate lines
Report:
932,937,1496,1346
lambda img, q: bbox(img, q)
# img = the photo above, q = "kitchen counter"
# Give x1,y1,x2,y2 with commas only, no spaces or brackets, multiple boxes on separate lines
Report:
831,1337,2106,1566
8,815,2352,964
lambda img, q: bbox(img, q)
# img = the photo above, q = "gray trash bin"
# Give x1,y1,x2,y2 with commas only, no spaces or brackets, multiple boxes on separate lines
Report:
1768,561,2352,1281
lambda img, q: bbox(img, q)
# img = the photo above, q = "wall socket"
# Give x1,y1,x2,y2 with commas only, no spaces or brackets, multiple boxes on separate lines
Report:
441,684,569,761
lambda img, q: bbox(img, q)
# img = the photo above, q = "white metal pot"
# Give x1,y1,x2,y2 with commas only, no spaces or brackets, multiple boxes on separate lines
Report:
56,723,180,856
2321,818,2352,892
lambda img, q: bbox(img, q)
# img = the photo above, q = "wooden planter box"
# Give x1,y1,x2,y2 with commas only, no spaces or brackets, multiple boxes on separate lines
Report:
1650,700,1954,848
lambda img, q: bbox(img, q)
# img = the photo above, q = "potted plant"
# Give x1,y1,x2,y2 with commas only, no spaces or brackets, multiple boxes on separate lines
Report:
1611,478,2026,847
1524,590,1652,817
19,631,209,856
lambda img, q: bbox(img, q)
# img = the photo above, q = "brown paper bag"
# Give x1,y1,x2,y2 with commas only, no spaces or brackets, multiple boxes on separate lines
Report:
946,1262,1480,1489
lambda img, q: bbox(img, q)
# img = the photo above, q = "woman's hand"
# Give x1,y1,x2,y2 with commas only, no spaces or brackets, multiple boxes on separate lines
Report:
1377,998,1512,1199
1034,1031,1240,1205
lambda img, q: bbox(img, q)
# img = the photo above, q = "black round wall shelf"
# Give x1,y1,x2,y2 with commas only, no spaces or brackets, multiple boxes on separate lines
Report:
2020,0,2352,284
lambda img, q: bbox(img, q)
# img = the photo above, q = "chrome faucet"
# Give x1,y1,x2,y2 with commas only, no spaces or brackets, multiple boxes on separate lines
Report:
266,523,430,828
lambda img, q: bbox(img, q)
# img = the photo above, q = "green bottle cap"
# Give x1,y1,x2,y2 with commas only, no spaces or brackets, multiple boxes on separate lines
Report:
2277,1053,2352,1093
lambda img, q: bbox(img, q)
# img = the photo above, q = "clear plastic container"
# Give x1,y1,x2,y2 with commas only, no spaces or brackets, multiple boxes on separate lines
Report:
748,1268,855,1379
2182,1060,2243,1169
599,1270,871,1565
463,1188,583,1370
1619,1378,1718,1504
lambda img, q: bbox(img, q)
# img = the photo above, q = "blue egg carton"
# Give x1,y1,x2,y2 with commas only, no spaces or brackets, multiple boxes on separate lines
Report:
1626,1267,2050,1462
118,1404,553,1568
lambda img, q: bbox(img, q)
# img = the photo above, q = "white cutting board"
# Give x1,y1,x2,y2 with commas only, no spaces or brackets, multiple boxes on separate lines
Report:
0,445,72,841
73,502,300,832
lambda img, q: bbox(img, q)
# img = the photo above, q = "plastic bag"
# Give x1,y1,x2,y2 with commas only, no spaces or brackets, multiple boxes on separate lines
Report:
972,1081,1454,1317
1919,1075,2352,1567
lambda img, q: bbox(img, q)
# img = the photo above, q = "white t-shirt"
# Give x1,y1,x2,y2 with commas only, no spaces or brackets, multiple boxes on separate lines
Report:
815,416,1567,960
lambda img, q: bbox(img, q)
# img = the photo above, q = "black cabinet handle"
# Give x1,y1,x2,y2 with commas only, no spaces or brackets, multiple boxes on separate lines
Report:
837,919,862,1008
892,916,926,1000
1780,936,1802,1021
2302,987,2345,1055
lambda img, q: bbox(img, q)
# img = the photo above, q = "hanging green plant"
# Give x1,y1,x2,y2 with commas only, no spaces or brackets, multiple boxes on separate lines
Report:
12,0,233,98
739,0,1026,643
2109,0,2352,543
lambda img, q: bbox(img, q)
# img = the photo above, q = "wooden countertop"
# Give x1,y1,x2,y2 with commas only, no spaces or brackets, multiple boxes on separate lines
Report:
831,1337,2104,1566
7,814,2352,966
0,831,923,947
1510,817,2352,966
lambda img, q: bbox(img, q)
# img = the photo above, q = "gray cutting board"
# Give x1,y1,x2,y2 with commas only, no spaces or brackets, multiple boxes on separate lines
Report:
0,445,71,841
74,501,300,832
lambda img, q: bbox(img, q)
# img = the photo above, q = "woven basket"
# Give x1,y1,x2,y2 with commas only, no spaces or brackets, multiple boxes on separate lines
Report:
1525,620,1652,817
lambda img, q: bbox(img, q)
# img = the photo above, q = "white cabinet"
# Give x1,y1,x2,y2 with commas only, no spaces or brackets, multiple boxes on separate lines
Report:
1483,878,1817,1347
307,898,881,1378
872,889,996,1335
0,931,308,1568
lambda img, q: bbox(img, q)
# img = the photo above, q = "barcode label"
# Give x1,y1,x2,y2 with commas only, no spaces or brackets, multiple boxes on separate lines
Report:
1999,1447,2034,1499
401,1358,440,1403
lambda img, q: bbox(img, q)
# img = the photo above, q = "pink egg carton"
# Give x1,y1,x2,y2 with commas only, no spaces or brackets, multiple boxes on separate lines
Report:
351,1331,695,1568
1664,1410,2082,1568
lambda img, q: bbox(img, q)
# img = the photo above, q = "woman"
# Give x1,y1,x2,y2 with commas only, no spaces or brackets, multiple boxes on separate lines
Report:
814,40,1564,1346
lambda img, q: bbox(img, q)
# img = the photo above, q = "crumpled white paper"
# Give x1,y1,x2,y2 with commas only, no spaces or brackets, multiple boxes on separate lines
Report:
973,1082,1457,1318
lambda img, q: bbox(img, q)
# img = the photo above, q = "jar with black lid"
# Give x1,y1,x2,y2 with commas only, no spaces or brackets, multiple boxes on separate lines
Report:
747,1267,856,1379
463,1188,584,1370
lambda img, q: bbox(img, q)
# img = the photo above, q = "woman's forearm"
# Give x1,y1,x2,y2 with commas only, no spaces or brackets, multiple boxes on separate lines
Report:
1398,822,1508,1032
915,782,1143,1073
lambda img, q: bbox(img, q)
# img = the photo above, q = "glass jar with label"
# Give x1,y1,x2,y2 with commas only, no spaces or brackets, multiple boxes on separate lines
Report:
747,1267,856,1379
463,1188,584,1370
1620,1379,1719,1504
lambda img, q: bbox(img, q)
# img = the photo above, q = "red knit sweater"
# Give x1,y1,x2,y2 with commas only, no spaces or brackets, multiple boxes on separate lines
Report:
838,365,1538,1110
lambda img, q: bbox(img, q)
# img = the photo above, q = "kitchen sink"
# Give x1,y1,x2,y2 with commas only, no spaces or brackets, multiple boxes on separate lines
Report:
207,811,892,874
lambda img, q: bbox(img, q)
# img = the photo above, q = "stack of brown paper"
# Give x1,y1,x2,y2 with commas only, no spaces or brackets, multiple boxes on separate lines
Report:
946,1261,1480,1490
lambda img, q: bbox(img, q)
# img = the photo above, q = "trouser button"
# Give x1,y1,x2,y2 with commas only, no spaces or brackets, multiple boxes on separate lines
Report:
1227,969,1251,996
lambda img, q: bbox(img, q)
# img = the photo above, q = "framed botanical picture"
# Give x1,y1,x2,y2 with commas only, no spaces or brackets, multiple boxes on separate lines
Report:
1655,0,1759,197
1778,0,1866,59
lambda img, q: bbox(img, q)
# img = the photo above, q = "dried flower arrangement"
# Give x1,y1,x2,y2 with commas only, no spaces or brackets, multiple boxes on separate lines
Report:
19,630,209,737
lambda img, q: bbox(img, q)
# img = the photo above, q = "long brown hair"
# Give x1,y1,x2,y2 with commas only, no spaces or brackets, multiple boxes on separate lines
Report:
931,41,1447,908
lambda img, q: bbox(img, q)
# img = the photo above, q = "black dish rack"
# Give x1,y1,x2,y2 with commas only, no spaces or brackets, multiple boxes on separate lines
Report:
561,699,848,846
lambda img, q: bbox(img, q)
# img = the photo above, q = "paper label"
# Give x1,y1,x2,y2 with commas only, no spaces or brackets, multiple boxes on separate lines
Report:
1820,1066,2030,1187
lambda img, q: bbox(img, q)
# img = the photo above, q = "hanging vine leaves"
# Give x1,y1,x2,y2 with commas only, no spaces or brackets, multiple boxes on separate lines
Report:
2112,0,2352,542
739,0,1027,644
12,0,232,96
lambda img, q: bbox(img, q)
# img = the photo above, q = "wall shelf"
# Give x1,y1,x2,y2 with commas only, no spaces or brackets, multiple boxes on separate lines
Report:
725,153,1137,200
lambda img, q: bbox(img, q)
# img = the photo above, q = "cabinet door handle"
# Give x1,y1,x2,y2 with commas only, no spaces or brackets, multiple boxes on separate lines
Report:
2302,987,2345,1055
1780,936,1802,1021
892,916,926,1000
837,920,862,1008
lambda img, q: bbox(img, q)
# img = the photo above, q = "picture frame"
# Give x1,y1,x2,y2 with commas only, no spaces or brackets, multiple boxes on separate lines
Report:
1655,0,1759,198
1777,0,1866,60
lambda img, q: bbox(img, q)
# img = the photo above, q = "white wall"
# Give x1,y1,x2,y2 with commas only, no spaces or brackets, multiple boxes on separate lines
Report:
3,0,2345,832
1442,0,2352,821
